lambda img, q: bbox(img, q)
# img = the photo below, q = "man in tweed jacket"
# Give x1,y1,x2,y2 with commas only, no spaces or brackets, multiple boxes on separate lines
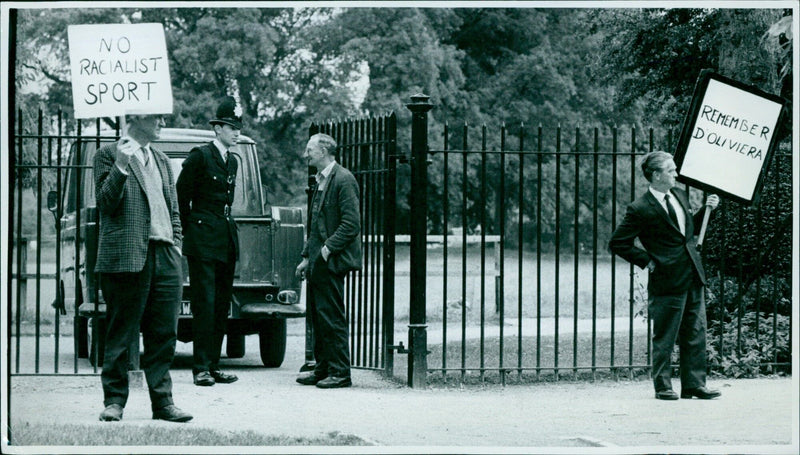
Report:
94,114,192,423
295,133,361,389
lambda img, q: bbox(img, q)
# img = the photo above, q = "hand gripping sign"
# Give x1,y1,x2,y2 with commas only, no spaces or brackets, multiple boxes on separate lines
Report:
673,70,788,246
68,23,173,119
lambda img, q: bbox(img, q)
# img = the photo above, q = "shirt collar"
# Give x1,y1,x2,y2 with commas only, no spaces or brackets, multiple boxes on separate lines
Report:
125,138,151,164
126,137,150,150
212,139,228,159
649,186,670,201
317,160,336,181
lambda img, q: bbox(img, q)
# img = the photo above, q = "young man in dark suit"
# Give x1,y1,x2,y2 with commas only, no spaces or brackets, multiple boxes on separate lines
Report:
176,97,241,387
95,114,192,422
295,133,362,388
610,151,720,401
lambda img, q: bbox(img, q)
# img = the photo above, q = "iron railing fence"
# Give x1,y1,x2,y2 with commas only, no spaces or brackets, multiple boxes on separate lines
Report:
9,104,792,387
10,108,121,375
418,121,792,384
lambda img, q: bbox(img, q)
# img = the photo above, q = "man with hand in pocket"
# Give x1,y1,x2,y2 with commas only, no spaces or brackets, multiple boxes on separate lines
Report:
295,133,361,389
609,151,720,401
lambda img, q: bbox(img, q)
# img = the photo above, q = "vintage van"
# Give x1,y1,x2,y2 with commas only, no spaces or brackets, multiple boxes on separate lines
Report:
48,128,305,367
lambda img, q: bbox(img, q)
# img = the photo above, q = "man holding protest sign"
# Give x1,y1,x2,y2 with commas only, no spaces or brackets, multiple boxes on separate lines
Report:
94,114,192,423
609,151,720,401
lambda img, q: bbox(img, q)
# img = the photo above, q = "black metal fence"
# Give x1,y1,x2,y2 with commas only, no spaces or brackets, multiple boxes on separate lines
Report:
8,101,792,387
9,108,116,375
404,97,793,386
308,113,398,375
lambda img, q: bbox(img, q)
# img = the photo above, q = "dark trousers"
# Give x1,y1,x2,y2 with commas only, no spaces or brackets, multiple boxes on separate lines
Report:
187,256,235,375
309,255,351,378
100,241,182,411
649,284,708,392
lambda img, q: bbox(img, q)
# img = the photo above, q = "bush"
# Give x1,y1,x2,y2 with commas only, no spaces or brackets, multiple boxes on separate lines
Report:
706,311,791,378
704,274,791,320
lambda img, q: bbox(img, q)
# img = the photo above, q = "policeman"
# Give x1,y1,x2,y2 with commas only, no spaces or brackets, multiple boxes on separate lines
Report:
176,96,241,386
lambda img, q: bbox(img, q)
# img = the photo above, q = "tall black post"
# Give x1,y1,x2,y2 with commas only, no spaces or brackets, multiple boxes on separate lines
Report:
7,8,18,439
406,94,433,388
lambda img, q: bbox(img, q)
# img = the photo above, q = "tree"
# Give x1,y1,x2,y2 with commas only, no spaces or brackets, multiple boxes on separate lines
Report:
14,7,370,205
592,8,793,318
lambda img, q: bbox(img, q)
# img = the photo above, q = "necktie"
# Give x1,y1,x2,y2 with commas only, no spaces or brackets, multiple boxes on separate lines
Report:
664,194,679,228
225,151,230,164
140,147,150,167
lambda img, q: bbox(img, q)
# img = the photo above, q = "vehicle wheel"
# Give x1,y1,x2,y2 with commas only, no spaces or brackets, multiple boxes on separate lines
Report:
177,319,192,343
226,333,246,358
76,316,89,358
88,317,106,367
259,319,287,368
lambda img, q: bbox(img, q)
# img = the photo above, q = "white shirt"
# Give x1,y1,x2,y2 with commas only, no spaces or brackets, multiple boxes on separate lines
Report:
315,160,336,191
649,187,685,236
115,138,151,174
212,139,229,163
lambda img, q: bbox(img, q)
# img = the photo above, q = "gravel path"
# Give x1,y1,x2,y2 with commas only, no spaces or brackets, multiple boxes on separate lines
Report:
6,321,797,452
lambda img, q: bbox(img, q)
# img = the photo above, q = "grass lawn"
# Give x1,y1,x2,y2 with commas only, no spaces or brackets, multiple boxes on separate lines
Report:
376,246,646,322
9,422,372,446
390,332,652,386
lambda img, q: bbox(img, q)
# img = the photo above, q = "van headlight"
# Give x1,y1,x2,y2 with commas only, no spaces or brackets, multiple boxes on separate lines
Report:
276,290,298,304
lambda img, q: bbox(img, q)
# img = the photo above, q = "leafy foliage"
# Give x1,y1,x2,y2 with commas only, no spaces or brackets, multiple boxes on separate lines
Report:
706,311,791,377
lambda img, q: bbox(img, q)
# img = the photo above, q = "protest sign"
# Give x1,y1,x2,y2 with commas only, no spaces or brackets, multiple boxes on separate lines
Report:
674,70,787,205
68,23,172,119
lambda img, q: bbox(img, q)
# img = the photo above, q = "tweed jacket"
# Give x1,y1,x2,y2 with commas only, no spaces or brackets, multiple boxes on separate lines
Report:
609,187,710,296
302,163,362,275
176,142,239,262
94,141,182,273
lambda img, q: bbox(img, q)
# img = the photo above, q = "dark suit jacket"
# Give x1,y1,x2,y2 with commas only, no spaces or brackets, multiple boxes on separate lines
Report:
609,188,709,296
94,141,182,274
302,163,362,275
176,142,239,262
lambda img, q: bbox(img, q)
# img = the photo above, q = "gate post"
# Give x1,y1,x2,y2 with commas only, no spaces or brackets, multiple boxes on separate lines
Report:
406,94,433,388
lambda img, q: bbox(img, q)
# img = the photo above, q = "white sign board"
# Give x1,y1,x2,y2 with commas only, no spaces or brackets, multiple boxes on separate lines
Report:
675,72,786,204
68,23,173,119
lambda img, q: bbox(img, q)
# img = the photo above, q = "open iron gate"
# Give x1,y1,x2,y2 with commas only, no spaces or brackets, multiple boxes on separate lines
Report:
308,113,399,375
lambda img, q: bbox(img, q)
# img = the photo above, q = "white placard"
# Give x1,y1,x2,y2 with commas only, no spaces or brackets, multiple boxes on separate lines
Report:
68,23,172,119
679,78,783,201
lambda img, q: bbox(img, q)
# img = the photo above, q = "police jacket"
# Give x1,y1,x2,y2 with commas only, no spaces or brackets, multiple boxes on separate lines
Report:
177,142,239,262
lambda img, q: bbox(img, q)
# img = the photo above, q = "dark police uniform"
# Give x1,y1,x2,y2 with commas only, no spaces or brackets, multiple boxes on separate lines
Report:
176,98,241,383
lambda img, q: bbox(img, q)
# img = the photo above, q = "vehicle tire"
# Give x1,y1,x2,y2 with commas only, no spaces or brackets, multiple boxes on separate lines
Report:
259,319,287,368
76,316,89,358
226,333,246,358
177,318,192,343
88,317,106,368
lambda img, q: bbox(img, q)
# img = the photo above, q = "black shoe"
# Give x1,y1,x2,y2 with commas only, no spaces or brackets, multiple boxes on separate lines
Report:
211,370,238,384
296,372,326,386
655,389,679,400
99,404,123,421
193,371,215,386
681,386,721,399
152,405,193,422
316,376,352,389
